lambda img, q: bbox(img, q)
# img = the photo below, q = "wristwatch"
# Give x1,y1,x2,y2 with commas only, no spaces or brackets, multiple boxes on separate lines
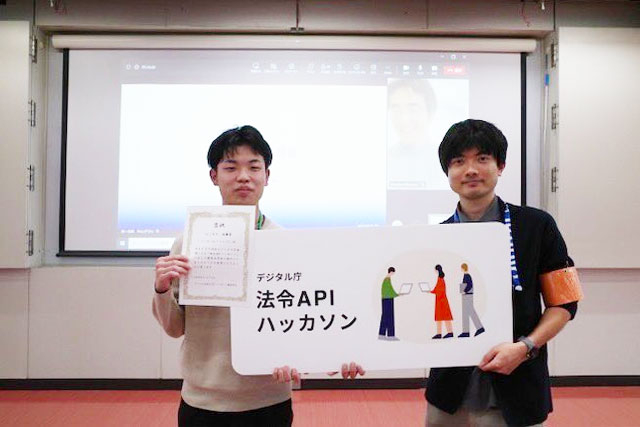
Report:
517,336,539,359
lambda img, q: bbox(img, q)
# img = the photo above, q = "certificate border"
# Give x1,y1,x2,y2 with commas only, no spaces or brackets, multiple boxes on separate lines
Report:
182,208,253,304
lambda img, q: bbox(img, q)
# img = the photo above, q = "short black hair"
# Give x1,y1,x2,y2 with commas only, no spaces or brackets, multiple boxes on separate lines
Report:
438,119,507,174
207,125,273,170
388,267,396,273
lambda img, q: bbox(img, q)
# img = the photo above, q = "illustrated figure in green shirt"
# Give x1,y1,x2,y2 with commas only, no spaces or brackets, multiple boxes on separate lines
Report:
378,267,400,341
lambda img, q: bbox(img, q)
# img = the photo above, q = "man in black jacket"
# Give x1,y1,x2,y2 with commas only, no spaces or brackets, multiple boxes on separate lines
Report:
425,119,583,426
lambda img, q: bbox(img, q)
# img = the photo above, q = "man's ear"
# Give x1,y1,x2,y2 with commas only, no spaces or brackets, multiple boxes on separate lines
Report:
265,168,270,186
210,168,218,186
498,162,506,176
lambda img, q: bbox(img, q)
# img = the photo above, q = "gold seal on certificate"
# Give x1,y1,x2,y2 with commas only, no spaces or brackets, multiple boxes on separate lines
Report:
179,206,255,307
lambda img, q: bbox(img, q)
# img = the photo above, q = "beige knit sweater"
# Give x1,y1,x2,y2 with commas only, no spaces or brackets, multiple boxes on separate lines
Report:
152,217,291,412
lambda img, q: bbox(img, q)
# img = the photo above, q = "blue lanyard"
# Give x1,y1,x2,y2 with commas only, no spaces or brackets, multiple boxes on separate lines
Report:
453,204,523,292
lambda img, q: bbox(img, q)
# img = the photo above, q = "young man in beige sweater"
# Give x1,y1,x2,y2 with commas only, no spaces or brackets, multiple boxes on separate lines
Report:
153,125,363,426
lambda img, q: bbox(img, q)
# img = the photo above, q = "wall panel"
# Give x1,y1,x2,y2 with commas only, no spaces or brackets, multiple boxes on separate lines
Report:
557,27,640,268
36,0,295,32
29,267,160,378
549,270,640,376
0,21,29,268
0,270,29,378
299,0,427,33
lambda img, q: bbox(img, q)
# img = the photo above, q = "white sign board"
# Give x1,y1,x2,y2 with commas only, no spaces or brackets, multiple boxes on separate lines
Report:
231,223,512,374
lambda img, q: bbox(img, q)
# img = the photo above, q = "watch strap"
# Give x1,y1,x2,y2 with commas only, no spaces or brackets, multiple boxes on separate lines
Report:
517,336,538,359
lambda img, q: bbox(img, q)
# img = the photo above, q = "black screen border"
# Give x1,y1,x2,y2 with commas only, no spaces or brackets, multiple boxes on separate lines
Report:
58,48,529,257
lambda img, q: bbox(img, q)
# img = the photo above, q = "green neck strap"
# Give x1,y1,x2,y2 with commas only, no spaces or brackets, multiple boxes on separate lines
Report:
256,211,265,230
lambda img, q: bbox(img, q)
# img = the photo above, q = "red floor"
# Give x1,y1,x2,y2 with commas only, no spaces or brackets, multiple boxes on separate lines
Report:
1,387,639,426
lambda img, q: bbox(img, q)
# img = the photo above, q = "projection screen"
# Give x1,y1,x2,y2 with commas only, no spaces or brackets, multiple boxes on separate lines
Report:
59,38,526,255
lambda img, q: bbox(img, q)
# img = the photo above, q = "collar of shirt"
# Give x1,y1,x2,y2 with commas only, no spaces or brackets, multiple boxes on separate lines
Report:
455,196,501,223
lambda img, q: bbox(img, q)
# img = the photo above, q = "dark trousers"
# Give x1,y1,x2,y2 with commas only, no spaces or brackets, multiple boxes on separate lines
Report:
178,398,293,427
379,298,395,337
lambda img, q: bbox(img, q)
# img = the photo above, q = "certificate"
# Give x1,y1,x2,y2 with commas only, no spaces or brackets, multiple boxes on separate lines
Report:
179,206,255,307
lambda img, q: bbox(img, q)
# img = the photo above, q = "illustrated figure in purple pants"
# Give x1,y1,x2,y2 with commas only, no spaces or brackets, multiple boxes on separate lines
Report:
378,267,400,341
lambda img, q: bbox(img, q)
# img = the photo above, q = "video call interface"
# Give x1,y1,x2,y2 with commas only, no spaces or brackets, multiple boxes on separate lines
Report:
64,50,521,252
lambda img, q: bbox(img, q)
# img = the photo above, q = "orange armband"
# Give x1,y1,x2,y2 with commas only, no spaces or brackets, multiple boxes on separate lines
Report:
540,266,583,307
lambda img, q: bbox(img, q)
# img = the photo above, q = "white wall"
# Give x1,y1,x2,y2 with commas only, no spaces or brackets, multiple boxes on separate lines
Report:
556,27,640,268
1,0,639,380
28,267,160,378
550,270,640,376
0,21,30,268
0,269,29,378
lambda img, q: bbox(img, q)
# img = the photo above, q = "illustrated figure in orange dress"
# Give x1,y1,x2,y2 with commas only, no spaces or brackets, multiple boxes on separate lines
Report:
431,264,454,339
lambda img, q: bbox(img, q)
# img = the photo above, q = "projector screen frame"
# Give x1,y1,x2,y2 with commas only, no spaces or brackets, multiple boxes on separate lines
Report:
57,39,529,258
